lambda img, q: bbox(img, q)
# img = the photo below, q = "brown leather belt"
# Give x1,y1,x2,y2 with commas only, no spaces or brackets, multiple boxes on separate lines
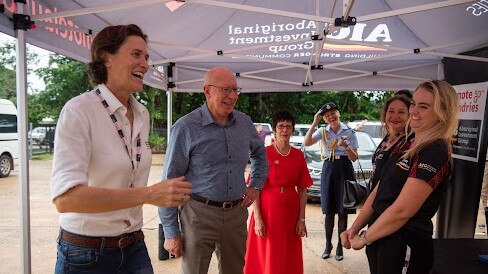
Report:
191,193,243,209
59,229,144,249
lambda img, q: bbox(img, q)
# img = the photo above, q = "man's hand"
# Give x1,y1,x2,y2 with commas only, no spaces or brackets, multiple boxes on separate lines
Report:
241,186,260,208
164,236,184,258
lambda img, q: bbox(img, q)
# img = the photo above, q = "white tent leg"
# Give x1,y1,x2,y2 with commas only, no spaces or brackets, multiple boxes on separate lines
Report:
166,64,174,144
14,3,32,274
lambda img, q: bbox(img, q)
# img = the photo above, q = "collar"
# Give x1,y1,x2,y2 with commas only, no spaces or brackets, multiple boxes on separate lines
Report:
97,84,144,115
325,122,349,134
201,102,235,126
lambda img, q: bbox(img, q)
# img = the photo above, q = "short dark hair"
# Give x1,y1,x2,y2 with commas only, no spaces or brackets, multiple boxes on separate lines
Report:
271,110,296,131
87,24,148,86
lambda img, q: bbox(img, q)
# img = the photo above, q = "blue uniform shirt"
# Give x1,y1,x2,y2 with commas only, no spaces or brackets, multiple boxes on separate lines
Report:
158,103,268,238
311,123,358,157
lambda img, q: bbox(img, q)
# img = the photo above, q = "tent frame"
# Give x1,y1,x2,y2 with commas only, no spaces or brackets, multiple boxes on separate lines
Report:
2,1,488,273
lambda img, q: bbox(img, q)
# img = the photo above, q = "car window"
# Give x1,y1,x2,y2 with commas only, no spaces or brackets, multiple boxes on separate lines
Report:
293,127,308,136
362,124,382,139
356,132,376,151
261,125,271,131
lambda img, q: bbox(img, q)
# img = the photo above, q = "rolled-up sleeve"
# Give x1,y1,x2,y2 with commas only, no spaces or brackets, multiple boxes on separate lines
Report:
50,103,91,200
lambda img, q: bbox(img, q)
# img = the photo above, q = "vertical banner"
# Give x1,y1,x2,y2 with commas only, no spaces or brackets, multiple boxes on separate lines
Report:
437,81,488,238
453,82,488,161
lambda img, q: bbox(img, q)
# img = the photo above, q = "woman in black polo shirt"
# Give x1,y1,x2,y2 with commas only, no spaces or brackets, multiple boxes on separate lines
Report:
370,93,413,191
341,80,459,273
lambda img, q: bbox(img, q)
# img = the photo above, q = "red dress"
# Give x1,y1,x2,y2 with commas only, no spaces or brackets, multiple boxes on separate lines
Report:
244,146,313,274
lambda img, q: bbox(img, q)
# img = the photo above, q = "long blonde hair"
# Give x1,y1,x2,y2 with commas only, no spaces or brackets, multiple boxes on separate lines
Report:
404,80,459,159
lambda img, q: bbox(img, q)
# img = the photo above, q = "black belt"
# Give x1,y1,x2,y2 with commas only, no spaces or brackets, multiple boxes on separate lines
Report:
59,229,144,249
191,193,243,209
325,155,350,161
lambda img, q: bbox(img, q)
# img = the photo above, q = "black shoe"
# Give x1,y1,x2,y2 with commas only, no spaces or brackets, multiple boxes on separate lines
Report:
335,245,343,261
321,243,333,259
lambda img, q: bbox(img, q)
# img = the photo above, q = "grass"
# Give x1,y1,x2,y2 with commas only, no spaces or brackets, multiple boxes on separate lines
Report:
31,154,53,160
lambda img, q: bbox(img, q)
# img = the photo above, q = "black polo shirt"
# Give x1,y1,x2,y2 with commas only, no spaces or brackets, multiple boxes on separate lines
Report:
371,139,451,237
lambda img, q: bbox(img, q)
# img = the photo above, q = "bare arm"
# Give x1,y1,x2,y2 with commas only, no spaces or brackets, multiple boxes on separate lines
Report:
350,177,433,249
341,184,378,248
252,192,265,237
340,141,358,162
53,176,192,213
296,186,308,237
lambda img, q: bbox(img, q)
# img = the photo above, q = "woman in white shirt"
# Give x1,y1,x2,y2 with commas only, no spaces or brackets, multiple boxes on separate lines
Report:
51,24,192,274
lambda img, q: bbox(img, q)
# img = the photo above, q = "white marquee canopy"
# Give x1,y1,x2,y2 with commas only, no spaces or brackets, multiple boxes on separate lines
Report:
1,1,488,273
1,0,487,93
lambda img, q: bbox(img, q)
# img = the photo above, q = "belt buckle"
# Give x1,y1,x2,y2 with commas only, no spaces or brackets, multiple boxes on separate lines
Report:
280,187,284,193
335,155,341,160
222,201,233,209
118,235,133,249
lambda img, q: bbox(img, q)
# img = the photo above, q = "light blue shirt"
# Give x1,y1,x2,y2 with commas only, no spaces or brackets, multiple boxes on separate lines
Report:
312,123,358,156
158,103,268,238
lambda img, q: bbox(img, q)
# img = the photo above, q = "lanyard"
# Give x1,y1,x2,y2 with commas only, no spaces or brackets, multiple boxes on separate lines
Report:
95,89,141,187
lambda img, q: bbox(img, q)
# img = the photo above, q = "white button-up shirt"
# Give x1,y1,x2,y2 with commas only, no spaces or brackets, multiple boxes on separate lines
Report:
50,84,152,236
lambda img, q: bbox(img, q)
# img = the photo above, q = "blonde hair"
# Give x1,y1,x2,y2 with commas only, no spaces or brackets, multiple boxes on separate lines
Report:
404,80,459,159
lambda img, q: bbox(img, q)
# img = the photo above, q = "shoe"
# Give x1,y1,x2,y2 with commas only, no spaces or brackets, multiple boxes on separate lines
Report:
335,245,344,261
321,243,333,259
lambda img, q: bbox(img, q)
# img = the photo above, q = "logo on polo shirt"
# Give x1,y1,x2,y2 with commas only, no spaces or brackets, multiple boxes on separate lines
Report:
418,163,436,173
396,159,410,171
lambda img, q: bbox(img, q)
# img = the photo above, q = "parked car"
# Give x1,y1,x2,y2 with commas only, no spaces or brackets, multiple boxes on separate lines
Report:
290,124,310,148
303,131,377,201
253,122,274,147
347,120,383,146
29,126,55,145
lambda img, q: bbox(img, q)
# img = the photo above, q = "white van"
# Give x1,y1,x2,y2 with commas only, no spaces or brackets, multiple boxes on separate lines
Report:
0,99,19,177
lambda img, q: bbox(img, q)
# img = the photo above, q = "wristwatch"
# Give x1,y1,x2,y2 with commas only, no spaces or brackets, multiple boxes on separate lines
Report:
359,230,372,245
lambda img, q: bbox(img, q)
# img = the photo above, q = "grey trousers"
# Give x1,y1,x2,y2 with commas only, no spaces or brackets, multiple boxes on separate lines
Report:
180,199,248,274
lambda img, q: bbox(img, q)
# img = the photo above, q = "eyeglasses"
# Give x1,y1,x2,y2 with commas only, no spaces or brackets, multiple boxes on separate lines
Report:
208,85,242,95
277,125,293,130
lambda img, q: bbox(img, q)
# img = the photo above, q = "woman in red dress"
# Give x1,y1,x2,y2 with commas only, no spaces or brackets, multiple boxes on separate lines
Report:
244,110,313,274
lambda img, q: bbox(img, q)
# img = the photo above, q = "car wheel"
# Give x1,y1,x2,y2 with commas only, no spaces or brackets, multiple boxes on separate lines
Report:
0,155,13,178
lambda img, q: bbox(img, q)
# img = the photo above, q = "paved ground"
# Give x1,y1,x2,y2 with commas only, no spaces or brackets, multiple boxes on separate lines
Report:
0,155,486,273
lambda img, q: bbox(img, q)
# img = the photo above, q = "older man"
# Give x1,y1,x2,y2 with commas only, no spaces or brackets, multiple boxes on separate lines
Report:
158,67,268,274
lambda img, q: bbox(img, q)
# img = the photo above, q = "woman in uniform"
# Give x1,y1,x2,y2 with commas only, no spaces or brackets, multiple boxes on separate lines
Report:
304,102,358,261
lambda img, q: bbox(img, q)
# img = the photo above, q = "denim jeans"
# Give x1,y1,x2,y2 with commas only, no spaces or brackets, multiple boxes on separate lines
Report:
55,237,154,274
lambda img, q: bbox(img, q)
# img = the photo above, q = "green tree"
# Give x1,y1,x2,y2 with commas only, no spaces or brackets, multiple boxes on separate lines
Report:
33,54,91,122
0,66,16,102
0,41,40,101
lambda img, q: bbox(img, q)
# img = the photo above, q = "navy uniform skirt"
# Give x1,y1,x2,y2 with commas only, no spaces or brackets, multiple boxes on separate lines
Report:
320,156,355,214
